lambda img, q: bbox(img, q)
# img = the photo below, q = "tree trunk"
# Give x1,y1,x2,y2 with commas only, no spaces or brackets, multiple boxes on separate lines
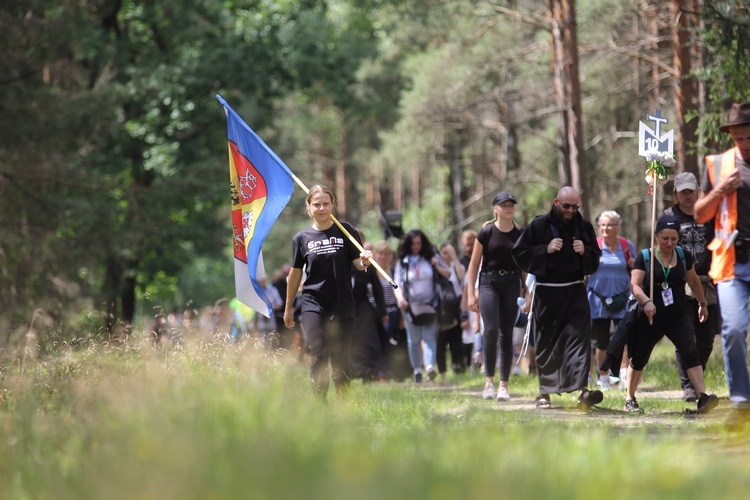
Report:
548,0,589,216
549,1,571,186
648,3,661,113
671,0,699,176
103,256,121,336
447,135,466,242
119,258,139,336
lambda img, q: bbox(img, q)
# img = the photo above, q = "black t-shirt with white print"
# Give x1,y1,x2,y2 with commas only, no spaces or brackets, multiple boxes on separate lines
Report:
291,221,361,319
663,204,713,276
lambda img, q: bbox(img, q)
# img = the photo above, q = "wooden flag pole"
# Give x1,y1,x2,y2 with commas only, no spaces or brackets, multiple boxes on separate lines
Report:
291,174,398,289
649,170,657,325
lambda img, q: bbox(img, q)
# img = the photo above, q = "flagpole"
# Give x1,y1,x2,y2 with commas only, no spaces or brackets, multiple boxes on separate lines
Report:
649,170,656,325
290,174,399,289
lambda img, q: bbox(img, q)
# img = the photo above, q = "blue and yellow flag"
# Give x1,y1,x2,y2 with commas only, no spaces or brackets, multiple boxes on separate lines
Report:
216,95,295,317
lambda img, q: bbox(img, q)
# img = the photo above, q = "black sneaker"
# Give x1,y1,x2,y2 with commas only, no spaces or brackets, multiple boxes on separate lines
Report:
696,393,719,414
624,397,643,413
682,387,698,402
414,372,423,383
577,389,604,410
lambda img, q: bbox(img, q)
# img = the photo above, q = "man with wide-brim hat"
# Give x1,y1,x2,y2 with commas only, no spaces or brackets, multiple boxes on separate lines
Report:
695,103,750,421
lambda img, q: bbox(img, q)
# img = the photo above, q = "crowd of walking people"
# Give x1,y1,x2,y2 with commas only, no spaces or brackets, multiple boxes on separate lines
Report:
176,102,750,419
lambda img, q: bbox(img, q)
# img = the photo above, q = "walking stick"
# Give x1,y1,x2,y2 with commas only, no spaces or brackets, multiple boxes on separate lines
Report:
516,276,537,363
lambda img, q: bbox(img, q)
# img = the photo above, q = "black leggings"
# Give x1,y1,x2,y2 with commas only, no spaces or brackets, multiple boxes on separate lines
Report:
300,312,354,396
437,323,465,374
479,272,521,381
676,300,718,389
629,306,701,371
591,318,621,351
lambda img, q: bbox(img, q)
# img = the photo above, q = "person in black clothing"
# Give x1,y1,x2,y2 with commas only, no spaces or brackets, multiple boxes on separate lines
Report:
664,172,718,402
466,191,525,401
511,186,603,410
372,240,411,381
272,263,295,350
351,240,389,382
283,185,373,399
622,215,718,414
436,241,467,379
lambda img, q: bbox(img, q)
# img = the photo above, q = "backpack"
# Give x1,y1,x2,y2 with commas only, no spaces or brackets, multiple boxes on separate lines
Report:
434,268,461,328
641,246,687,284
597,237,632,269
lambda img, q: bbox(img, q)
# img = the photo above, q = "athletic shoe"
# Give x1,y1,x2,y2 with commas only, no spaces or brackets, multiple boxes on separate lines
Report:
426,368,437,382
482,381,495,400
414,372,423,383
535,394,551,409
496,385,510,401
624,397,643,413
696,393,719,414
577,389,604,410
682,387,698,402
597,375,610,391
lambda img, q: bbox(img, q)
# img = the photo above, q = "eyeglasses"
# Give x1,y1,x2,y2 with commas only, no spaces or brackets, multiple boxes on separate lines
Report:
598,224,619,228
559,203,580,211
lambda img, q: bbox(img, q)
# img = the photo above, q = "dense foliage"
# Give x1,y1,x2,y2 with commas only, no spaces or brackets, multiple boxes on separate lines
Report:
0,0,748,342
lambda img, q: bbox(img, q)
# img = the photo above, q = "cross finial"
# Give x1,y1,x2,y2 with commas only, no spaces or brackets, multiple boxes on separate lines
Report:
647,110,668,137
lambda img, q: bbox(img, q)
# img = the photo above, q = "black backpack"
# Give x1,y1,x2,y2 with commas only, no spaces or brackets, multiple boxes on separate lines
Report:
434,270,461,328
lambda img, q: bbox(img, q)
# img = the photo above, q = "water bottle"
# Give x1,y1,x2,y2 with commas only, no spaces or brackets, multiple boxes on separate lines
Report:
517,297,526,309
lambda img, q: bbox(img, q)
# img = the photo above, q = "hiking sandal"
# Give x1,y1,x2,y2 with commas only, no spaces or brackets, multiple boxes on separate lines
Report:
535,394,551,409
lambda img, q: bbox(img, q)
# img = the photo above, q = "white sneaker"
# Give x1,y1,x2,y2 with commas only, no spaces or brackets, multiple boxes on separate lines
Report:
496,385,510,401
482,381,495,400
598,375,610,391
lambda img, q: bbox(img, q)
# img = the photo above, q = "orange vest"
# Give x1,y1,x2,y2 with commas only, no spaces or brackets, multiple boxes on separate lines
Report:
706,148,738,282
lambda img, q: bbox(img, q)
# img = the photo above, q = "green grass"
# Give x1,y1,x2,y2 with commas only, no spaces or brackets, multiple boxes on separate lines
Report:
1,335,749,499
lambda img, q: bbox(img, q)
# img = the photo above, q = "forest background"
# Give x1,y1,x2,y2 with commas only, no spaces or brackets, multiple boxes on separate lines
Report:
1,0,748,343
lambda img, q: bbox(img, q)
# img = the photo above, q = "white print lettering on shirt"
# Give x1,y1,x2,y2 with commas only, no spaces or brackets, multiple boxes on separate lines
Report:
307,236,346,255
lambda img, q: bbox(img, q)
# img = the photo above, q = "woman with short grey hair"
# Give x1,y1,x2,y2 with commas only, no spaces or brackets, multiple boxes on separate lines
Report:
587,210,635,390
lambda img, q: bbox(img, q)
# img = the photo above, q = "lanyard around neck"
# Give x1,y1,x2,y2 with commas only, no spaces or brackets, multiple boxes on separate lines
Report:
654,249,675,284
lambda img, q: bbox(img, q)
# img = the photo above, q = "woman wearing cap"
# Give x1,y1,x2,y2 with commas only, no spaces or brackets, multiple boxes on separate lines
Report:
466,191,527,401
587,210,636,390
623,214,719,414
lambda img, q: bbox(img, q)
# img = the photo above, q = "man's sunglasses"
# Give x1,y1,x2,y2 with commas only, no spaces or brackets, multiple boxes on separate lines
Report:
559,203,580,210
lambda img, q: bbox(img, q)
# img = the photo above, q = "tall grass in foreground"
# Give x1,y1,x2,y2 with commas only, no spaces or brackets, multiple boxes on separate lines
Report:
0,335,749,500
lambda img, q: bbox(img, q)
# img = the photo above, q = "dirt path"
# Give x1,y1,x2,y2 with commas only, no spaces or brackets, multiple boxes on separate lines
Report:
416,381,734,427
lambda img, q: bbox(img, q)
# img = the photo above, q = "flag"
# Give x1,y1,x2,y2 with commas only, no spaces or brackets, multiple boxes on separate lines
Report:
216,95,296,317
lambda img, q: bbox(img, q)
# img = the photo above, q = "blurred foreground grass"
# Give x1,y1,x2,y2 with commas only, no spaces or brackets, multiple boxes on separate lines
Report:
1,335,749,500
